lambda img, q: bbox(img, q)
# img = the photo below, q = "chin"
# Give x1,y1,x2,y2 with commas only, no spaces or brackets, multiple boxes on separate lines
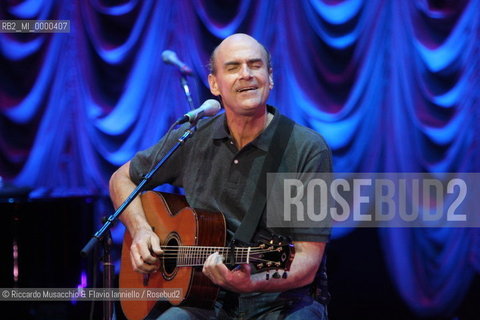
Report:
239,103,265,114
239,98,265,109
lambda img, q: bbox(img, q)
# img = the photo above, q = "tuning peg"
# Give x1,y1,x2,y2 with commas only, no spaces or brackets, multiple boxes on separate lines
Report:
282,271,288,279
273,271,281,279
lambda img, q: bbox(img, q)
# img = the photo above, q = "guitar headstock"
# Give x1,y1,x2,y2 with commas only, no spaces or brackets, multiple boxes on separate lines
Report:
249,236,295,278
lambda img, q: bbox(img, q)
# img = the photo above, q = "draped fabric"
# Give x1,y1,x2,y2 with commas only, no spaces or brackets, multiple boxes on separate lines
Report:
1,0,479,317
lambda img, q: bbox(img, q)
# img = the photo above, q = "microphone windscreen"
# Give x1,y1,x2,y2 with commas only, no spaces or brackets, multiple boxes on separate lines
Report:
161,50,177,64
201,99,221,116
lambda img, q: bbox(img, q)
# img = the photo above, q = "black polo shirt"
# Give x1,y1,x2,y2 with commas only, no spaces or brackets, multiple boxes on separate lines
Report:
130,105,332,242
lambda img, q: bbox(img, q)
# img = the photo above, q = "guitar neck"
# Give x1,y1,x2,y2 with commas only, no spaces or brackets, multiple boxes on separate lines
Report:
168,246,255,267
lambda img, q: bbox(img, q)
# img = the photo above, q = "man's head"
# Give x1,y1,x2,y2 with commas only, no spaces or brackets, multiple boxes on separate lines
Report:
208,35,272,75
208,33,274,117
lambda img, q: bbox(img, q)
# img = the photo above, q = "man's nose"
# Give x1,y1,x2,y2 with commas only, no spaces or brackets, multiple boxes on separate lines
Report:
239,65,253,78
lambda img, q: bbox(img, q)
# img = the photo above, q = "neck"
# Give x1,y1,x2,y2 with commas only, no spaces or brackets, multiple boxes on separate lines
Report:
226,107,272,149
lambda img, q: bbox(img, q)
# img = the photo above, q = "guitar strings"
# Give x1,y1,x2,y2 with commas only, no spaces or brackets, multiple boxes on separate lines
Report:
150,246,291,265
159,248,287,254
153,255,285,262
160,246,287,249
159,246,287,252
159,248,280,253
158,251,283,257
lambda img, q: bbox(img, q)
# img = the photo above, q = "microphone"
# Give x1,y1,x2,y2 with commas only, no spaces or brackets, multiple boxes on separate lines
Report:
162,50,193,76
175,99,221,125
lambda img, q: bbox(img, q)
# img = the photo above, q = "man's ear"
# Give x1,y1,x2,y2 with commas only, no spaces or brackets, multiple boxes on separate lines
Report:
208,74,220,96
269,71,274,89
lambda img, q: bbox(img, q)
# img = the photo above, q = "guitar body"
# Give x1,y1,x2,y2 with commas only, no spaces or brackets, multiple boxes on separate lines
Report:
120,191,226,320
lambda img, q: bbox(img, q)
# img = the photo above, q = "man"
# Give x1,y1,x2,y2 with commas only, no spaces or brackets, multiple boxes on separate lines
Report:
110,33,332,319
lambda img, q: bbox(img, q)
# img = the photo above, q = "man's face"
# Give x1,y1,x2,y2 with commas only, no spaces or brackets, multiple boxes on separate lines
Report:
208,36,273,117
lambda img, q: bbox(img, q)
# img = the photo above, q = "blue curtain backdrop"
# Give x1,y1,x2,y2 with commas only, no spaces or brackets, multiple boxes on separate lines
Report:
1,0,479,317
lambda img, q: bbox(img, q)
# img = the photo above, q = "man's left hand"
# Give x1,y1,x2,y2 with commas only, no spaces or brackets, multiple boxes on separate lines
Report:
202,252,254,293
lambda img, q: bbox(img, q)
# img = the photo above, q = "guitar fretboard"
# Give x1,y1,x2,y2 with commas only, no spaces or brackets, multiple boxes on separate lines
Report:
165,246,255,266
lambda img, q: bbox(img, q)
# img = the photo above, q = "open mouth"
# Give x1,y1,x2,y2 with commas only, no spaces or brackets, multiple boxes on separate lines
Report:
236,86,258,93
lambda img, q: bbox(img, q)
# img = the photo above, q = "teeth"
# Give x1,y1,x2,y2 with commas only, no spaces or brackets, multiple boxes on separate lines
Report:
237,87,256,92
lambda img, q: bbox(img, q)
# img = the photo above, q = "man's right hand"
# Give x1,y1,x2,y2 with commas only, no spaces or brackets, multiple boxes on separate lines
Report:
129,228,164,273
109,161,164,273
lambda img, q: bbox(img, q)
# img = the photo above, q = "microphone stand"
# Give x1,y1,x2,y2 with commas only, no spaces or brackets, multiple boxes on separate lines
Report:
102,229,113,320
180,75,195,111
80,124,197,320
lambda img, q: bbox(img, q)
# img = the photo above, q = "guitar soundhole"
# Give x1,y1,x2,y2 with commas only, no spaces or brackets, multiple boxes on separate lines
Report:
163,235,179,278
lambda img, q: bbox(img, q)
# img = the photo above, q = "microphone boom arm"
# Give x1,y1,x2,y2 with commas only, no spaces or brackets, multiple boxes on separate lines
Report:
80,125,196,257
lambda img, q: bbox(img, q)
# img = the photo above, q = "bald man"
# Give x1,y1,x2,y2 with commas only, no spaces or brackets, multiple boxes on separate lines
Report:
110,33,332,319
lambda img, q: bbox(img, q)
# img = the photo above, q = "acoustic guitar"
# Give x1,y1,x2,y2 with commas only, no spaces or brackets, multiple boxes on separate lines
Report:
119,191,294,320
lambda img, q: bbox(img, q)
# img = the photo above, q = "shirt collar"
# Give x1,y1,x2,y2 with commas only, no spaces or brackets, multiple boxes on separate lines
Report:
212,105,280,152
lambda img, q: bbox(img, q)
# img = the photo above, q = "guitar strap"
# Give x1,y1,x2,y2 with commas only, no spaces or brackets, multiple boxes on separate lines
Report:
231,115,295,248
